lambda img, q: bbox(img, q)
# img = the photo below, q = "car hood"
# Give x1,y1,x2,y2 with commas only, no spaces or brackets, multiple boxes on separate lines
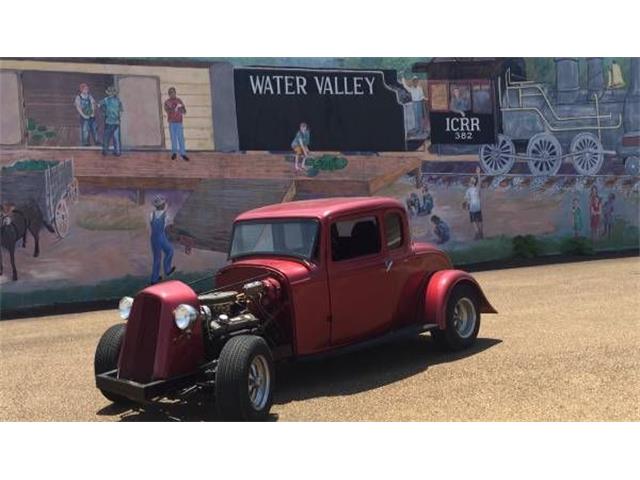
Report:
217,257,316,288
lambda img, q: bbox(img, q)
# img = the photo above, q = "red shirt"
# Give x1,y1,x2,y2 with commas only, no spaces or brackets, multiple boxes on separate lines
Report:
165,97,185,123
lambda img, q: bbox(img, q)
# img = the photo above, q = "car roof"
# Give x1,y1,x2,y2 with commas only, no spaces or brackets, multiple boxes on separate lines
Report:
235,196,405,222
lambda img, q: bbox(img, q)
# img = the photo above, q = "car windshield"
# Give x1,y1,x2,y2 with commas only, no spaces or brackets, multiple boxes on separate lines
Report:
229,219,320,260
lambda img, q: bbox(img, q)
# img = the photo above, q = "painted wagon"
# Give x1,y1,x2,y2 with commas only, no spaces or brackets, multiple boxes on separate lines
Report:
0,159,78,238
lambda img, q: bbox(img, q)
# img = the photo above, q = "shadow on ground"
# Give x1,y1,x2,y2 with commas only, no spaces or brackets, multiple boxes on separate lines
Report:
96,335,501,422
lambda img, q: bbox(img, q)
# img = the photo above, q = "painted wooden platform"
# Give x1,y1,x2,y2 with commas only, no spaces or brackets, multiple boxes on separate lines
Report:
0,148,423,196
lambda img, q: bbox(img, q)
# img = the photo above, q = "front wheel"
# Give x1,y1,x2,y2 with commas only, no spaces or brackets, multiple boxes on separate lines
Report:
478,134,516,175
624,156,640,176
431,284,481,351
94,323,129,404
215,335,275,421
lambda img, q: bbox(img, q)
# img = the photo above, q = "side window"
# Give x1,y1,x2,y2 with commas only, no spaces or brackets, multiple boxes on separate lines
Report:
472,82,492,114
429,82,449,112
384,212,404,250
331,216,381,261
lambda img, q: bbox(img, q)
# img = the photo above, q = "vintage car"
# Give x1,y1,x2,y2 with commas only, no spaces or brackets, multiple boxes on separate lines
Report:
94,197,496,420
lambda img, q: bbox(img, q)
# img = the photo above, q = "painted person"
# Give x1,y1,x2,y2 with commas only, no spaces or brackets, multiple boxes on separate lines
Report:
450,86,470,117
98,85,123,156
149,195,176,284
405,192,420,217
291,122,311,173
421,184,434,215
430,215,450,244
400,74,427,133
602,192,616,239
164,87,189,161
589,185,602,242
570,197,583,238
463,167,484,240
74,83,99,146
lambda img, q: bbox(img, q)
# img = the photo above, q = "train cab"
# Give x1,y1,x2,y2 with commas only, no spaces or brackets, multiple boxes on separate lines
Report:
412,58,526,155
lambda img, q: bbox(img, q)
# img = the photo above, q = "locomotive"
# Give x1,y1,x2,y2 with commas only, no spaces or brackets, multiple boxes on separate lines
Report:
414,57,640,176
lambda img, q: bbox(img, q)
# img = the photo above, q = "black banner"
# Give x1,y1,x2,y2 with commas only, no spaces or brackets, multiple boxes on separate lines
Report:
429,112,496,145
234,67,407,152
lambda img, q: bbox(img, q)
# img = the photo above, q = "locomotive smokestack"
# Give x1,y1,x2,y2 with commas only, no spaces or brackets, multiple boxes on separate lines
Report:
587,58,605,97
555,58,580,104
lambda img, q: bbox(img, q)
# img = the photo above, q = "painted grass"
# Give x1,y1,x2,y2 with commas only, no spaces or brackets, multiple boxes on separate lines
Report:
75,195,146,231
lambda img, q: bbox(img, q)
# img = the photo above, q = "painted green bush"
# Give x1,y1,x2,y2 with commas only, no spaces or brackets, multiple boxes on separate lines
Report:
306,155,349,177
512,234,541,259
559,237,595,256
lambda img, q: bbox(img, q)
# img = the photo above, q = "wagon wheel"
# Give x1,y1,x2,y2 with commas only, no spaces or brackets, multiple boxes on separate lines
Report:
54,198,70,239
526,132,563,176
570,133,604,176
67,178,80,204
478,134,516,175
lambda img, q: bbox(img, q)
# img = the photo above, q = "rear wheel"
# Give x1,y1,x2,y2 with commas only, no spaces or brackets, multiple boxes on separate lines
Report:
571,132,604,175
94,323,129,404
431,284,481,351
215,335,274,421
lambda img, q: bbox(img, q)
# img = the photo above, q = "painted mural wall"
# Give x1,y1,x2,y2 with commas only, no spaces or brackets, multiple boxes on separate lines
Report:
0,57,638,313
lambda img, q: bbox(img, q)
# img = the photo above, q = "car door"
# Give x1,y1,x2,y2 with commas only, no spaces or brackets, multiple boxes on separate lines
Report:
381,208,415,327
328,212,396,345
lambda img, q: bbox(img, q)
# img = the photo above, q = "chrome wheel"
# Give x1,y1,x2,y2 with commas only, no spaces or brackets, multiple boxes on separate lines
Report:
479,134,516,174
248,354,271,411
527,133,562,176
452,297,477,339
571,132,604,175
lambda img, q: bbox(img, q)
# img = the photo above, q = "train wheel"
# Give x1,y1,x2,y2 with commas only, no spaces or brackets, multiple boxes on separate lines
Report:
570,133,604,175
54,198,70,239
624,156,639,176
478,134,516,175
526,133,562,176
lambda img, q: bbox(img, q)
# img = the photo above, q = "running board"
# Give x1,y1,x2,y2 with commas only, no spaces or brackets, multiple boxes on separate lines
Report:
297,323,438,362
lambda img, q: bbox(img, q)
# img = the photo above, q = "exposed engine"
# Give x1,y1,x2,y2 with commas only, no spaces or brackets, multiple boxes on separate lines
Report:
198,278,283,357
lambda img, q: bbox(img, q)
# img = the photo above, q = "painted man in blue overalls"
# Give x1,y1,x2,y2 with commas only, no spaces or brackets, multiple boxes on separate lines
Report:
149,195,176,284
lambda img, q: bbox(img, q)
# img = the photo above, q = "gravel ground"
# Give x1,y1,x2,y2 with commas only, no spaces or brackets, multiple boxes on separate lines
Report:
1,257,638,422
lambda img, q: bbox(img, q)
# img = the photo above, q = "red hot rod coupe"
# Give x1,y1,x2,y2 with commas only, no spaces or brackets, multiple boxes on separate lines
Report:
95,197,496,420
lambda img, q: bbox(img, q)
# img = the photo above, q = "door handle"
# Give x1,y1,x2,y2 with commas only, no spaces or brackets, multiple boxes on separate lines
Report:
384,259,394,273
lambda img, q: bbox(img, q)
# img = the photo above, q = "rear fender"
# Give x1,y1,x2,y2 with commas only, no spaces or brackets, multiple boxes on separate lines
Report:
424,270,497,329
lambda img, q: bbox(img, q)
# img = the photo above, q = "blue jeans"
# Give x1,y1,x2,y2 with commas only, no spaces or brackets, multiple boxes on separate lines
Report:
169,122,186,156
102,123,121,155
80,117,99,146
150,235,174,283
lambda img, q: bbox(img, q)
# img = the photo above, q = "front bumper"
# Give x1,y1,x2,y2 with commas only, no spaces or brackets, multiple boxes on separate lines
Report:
95,369,202,403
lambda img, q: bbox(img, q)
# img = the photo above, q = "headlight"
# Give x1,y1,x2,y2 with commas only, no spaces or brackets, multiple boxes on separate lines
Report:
174,304,198,330
118,296,134,320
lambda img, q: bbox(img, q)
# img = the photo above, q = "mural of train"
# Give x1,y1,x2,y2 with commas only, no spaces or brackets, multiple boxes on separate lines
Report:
1,58,638,176
415,57,640,176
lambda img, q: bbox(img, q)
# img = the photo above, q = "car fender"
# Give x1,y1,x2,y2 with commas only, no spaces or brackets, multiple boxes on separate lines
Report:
424,270,497,329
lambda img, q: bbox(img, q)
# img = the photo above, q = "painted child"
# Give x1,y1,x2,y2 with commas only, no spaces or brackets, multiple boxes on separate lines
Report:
430,215,450,244
571,197,583,238
291,122,311,173
602,193,616,239
589,185,602,242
